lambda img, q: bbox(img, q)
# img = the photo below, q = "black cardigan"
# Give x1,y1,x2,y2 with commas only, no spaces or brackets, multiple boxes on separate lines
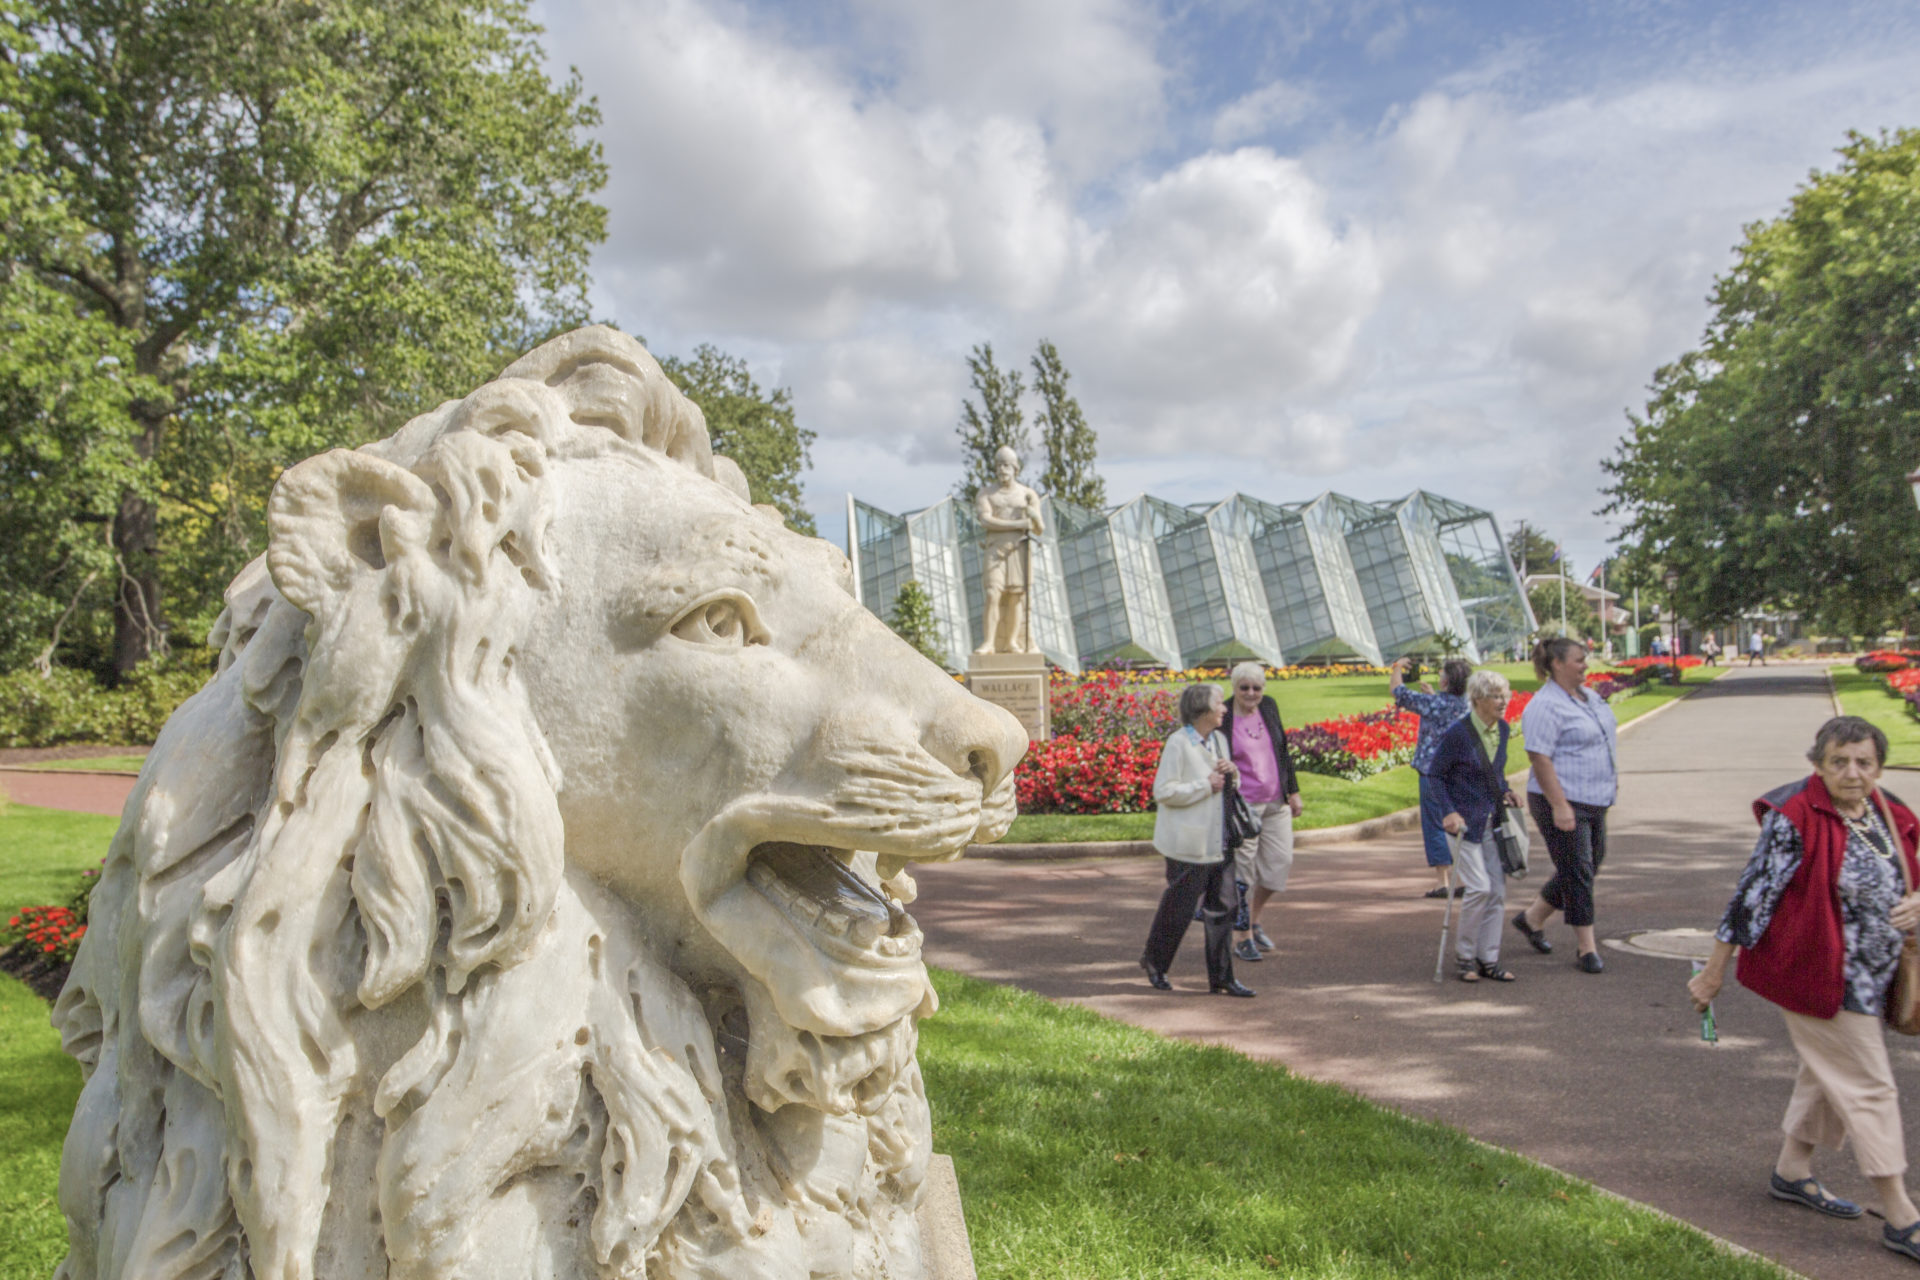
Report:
1219,694,1300,799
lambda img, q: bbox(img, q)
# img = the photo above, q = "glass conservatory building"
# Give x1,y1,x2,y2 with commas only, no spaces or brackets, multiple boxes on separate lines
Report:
849,488,1533,671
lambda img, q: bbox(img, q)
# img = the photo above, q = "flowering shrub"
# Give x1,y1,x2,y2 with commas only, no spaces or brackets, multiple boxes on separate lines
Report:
1014,735,1161,814
1288,708,1419,781
1858,651,1920,674
1613,655,1703,672
1077,662,1387,684
1888,668,1920,695
3,904,86,965
1050,672,1177,741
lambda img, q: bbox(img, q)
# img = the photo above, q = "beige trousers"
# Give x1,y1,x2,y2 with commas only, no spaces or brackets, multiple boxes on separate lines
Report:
1779,1008,1907,1177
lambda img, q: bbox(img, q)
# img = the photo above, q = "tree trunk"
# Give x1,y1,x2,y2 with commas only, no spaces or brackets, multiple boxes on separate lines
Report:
112,489,162,678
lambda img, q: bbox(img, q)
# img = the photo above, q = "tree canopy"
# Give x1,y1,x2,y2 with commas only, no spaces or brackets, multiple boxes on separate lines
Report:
1504,524,1561,580
1603,129,1920,634
658,344,817,535
0,0,607,676
885,579,944,667
954,342,1028,502
1030,339,1104,510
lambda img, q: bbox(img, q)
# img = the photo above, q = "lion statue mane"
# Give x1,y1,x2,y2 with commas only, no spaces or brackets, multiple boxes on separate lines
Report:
49,326,1026,1280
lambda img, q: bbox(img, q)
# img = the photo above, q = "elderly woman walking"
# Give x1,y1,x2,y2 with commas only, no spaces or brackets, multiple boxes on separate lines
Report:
1138,683,1255,997
1689,717,1920,1263
1222,661,1303,963
1512,636,1618,973
1428,669,1522,982
1392,656,1474,898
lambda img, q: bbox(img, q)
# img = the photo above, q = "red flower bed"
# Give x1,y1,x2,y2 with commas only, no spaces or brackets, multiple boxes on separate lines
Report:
1014,735,1162,814
1613,655,1703,671
3,904,86,965
1860,650,1920,674
1888,668,1920,694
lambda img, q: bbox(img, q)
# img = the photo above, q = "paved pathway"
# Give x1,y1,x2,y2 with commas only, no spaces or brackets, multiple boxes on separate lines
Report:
914,666,1919,1280
0,767,136,816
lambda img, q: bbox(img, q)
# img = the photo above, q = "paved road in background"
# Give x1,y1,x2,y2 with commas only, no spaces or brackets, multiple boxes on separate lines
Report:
915,665,1920,1280
0,768,135,815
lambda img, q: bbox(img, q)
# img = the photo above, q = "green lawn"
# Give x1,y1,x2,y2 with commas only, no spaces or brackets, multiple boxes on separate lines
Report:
0,802,111,1279
1005,665,1721,843
921,969,1786,1279
1828,666,1920,769
11,754,148,774
0,806,1786,1278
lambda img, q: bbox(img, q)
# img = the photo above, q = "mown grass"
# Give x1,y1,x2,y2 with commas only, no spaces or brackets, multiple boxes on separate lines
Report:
1006,665,1722,843
920,969,1787,1279
1828,666,1920,769
0,802,110,1279
11,754,148,774
0,805,1784,1279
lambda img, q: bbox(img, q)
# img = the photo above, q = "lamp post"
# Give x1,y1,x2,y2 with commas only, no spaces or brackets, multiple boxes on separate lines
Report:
1664,568,1681,683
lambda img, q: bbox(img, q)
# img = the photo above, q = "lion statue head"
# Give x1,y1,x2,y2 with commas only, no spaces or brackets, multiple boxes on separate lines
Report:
49,326,1026,1280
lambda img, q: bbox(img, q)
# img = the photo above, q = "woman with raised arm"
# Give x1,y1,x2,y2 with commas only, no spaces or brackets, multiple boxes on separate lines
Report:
1511,636,1618,973
1391,656,1473,899
1689,717,1920,1263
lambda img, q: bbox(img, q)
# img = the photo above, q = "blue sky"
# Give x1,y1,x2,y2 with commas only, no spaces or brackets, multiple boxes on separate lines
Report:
533,0,1920,576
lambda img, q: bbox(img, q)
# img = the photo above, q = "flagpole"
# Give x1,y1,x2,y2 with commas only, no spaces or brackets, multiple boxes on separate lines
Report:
1600,559,1610,661
1559,555,1566,635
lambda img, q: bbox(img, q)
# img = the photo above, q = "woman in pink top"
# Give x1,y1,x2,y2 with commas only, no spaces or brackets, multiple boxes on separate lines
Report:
1220,662,1304,963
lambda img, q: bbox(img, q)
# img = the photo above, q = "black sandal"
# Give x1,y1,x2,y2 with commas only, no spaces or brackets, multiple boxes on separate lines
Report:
1456,956,1480,982
1478,961,1517,982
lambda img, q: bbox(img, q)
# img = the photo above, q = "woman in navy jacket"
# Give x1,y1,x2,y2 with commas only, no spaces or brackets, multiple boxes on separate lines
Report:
1429,669,1522,982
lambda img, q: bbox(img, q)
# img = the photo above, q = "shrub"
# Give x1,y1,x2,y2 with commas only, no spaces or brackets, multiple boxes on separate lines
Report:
0,658,208,747
1050,672,1177,741
1014,735,1160,815
2,904,86,966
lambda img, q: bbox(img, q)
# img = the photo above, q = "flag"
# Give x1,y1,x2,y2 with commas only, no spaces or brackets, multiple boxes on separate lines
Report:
1589,559,1607,585
1549,544,1562,564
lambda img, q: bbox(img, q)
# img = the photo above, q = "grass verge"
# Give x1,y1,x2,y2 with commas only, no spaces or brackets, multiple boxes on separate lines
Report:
920,968,1784,1278
1006,665,1722,843
9,754,148,774
1828,666,1920,769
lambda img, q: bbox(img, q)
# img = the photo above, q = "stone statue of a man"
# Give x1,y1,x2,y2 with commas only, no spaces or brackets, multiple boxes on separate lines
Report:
973,446,1043,655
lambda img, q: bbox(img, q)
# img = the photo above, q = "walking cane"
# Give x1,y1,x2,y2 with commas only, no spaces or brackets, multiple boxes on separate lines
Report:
1432,866,1455,983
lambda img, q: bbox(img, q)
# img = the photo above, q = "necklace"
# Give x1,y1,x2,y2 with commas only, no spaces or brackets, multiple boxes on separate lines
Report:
1842,807,1894,860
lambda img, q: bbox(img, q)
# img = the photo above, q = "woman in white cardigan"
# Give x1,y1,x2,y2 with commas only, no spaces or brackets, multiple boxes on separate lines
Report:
1138,683,1256,997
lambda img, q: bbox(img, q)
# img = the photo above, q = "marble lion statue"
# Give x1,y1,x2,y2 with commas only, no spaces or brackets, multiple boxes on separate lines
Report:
49,326,1026,1280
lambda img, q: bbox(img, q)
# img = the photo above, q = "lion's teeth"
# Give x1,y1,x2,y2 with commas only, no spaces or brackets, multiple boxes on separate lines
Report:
847,914,884,947
747,863,777,890
792,898,823,924
819,907,852,935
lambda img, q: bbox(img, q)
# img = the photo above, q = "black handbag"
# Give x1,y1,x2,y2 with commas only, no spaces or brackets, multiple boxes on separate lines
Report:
1223,780,1263,851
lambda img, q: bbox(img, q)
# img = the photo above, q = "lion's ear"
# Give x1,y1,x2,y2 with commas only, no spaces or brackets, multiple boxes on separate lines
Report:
268,449,437,617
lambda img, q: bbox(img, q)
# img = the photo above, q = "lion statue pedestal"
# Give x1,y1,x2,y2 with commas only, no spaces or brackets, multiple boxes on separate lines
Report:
49,327,1025,1280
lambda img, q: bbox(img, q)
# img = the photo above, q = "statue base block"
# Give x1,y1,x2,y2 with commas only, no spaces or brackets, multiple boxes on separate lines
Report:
917,1153,976,1280
966,653,1049,741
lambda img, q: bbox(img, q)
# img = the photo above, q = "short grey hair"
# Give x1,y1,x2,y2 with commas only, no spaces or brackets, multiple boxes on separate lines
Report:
1228,661,1267,688
1178,682,1224,726
1807,715,1889,768
1465,669,1511,703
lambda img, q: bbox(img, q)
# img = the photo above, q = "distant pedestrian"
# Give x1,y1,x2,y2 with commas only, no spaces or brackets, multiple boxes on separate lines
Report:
1222,662,1303,964
1391,656,1473,898
1511,636,1618,973
1749,632,1768,666
1703,634,1721,666
1429,669,1522,982
1688,717,1920,1262
1139,683,1254,997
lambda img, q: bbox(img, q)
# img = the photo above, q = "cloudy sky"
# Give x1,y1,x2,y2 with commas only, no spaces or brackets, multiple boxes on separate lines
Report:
532,0,1920,575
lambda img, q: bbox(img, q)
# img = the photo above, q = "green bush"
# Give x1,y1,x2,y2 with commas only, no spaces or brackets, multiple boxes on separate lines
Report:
0,659,210,747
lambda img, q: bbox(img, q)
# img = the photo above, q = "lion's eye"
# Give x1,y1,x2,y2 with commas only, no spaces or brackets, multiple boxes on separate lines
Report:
669,593,769,648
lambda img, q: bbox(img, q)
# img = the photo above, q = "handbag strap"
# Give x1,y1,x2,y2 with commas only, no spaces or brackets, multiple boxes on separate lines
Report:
1873,788,1916,897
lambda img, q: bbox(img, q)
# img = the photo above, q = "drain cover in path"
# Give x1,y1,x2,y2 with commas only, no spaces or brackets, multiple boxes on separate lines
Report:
1605,927,1718,961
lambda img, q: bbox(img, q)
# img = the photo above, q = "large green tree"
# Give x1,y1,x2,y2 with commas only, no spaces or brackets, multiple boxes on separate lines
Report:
658,344,817,535
2,0,606,677
1029,338,1104,510
1603,130,1920,633
1504,524,1560,580
954,341,1027,503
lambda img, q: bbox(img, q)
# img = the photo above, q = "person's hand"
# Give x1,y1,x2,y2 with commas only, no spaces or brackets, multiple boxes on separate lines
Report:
1288,792,1304,819
1441,812,1464,836
1893,891,1920,933
1502,789,1521,809
1687,967,1723,1013
1208,769,1227,794
1552,800,1576,832
1419,681,1434,694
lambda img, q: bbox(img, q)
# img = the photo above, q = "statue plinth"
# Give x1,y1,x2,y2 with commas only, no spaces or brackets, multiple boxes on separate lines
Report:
967,651,1049,741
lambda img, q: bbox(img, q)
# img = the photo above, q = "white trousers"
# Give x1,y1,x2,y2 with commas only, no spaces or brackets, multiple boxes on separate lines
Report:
1451,832,1506,964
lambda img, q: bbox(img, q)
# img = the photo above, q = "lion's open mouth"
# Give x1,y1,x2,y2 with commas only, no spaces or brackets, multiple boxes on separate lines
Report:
745,842,920,959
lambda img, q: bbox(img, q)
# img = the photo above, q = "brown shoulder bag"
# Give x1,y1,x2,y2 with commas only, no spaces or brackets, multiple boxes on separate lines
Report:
1872,789,1920,1036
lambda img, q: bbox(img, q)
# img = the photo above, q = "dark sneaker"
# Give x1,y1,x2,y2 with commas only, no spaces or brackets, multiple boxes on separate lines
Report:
1233,939,1263,962
1251,924,1276,951
1576,951,1605,974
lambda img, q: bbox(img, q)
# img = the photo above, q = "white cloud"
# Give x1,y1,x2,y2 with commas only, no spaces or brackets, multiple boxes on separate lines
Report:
1211,80,1316,147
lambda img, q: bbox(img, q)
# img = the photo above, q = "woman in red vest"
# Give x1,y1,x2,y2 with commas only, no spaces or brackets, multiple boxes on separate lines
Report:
1690,716,1920,1263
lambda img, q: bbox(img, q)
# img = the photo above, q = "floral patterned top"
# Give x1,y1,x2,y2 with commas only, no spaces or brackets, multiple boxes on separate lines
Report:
1716,807,1905,1016
1394,685,1468,775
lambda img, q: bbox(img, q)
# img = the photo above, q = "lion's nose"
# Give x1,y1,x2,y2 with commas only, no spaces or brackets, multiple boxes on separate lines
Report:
923,681,1029,794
